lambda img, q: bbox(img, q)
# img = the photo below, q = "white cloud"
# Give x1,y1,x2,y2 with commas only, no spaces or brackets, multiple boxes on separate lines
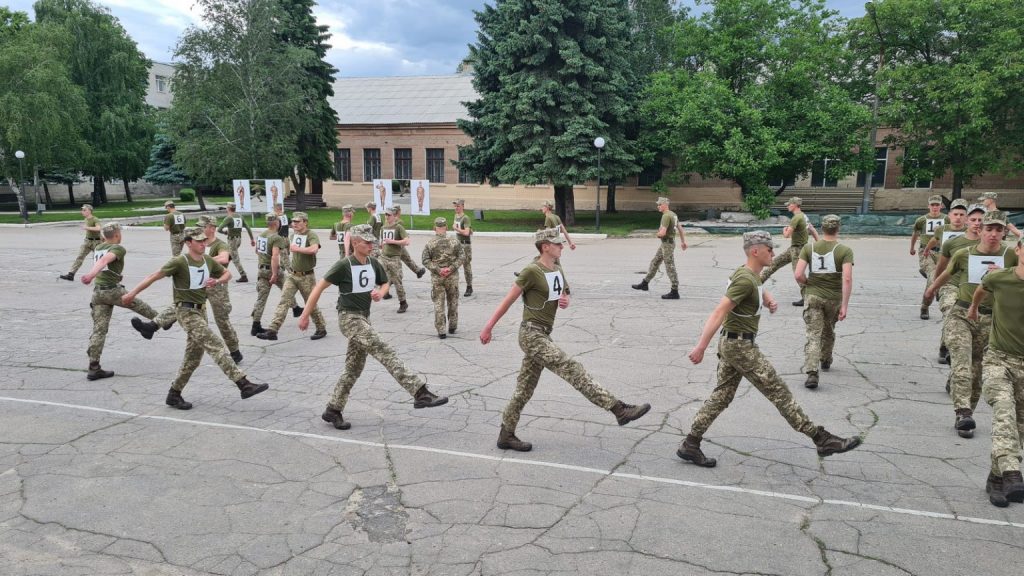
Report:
100,0,202,29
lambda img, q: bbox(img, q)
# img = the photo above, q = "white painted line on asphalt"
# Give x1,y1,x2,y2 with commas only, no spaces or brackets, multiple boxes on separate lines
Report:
3,395,1021,530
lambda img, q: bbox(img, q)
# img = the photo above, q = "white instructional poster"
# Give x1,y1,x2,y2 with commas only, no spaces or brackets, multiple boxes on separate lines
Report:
410,179,430,215
372,179,392,209
232,180,252,213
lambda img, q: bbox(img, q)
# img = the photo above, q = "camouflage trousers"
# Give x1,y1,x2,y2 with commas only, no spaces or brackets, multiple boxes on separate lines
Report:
269,272,325,332
169,232,185,256
70,238,102,274
430,274,459,334
460,244,473,286
381,255,406,301
251,266,284,322
400,246,422,273
943,305,992,411
938,284,958,316
328,311,423,412
918,249,938,279
501,323,618,432
88,285,159,363
227,236,247,277
207,283,239,352
982,349,1024,474
802,294,841,374
643,241,678,289
760,245,803,292
690,337,818,440
172,306,245,391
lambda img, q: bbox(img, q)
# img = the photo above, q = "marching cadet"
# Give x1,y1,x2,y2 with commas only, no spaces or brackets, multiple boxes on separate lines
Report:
631,196,687,299
257,212,327,340
421,217,465,338
251,213,288,336
760,197,818,306
59,204,103,282
452,199,474,297
910,195,949,319
217,203,255,282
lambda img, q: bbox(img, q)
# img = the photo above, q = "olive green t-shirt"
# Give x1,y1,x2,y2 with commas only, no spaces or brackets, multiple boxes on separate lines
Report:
723,267,762,334
164,212,186,234
949,244,1018,305
453,213,472,244
660,210,679,241
367,213,382,239
982,267,1024,357
799,240,854,301
515,261,567,330
931,223,965,250
940,233,979,288
161,254,225,305
544,212,562,229
380,223,407,258
324,255,389,313
333,221,353,254
289,230,320,272
217,215,252,239
913,214,948,247
93,243,126,287
256,230,288,267
207,237,231,261
790,212,809,248
84,216,101,240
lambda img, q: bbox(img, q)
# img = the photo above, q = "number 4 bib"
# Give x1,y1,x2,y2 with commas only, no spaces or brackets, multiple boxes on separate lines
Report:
544,271,565,301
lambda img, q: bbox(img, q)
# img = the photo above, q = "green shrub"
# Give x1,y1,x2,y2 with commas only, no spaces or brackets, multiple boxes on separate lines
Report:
179,188,196,202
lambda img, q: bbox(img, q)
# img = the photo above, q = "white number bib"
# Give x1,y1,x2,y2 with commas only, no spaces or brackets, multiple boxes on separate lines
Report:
337,228,346,244
188,261,210,289
810,248,838,275
93,248,110,271
968,254,1003,284
233,217,242,228
256,237,268,255
544,271,565,301
942,230,965,244
381,229,396,242
173,213,185,225
454,218,464,231
351,264,375,293
374,213,381,223
279,214,289,226
292,234,307,248
925,218,944,234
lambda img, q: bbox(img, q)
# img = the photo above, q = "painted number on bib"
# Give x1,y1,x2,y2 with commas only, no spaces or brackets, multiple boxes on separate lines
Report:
279,215,288,226
544,271,565,301
968,254,1003,284
381,229,396,242
925,218,944,234
942,230,965,244
810,251,838,274
350,264,374,293
93,249,109,271
256,237,268,254
233,217,242,228
173,214,185,225
292,235,307,248
188,262,210,289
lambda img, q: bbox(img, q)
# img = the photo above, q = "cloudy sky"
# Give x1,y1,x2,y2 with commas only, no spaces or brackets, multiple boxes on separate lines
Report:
7,0,869,77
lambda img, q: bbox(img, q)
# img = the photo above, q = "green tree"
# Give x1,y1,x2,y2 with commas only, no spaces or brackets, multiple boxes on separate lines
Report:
644,0,872,218
853,0,1024,199
278,0,339,209
457,0,641,225
144,130,190,185
170,0,307,190
0,7,88,221
34,0,154,206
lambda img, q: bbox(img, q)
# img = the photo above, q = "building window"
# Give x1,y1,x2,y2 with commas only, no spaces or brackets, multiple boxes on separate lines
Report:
155,75,169,93
637,162,663,187
457,149,476,184
768,176,797,188
901,152,933,188
334,148,351,182
856,147,888,188
426,148,445,183
363,149,381,181
811,158,839,188
394,148,411,180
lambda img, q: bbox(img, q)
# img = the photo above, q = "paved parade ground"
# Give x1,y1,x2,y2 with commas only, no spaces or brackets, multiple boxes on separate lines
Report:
1,224,1022,575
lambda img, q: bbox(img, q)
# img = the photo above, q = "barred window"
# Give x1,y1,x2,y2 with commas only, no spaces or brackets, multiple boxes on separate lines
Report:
811,158,839,188
394,148,411,180
334,148,351,182
426,148,445,183
637,162,663,187
363,148,381,181
458,149,476,183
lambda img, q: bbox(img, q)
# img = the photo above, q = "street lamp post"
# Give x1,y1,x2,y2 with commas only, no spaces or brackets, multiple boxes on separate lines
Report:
14,150,27,221
593,137,605,231
862,1,886,215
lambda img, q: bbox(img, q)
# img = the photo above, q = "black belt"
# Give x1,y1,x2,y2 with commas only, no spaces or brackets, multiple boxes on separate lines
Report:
291,270,313,277
95,284,122,290
259,265,272,270
458,240,471,245
955,300,992,315
340,309,370,318
521,321,553,335
176,301,205,310
723,331,756,341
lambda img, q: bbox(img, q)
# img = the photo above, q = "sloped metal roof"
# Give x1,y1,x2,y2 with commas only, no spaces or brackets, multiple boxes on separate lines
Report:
330,74,478,125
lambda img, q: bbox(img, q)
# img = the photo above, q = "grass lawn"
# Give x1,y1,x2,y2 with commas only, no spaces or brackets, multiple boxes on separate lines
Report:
0,198,174,224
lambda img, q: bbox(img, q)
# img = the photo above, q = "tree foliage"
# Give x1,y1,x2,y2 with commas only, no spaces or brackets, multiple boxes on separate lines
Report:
34,0,153,205
170,0,308,186
643,0,872,217
144,129,190,185
851,0,1024,198
457,0,642,224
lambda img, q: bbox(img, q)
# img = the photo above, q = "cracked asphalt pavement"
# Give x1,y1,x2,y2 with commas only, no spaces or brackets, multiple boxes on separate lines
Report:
1,226,1021,575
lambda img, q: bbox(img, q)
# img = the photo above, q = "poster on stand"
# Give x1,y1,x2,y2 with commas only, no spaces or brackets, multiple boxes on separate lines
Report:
232,180,252,212
264,179,284,212
410,179,430,215
372,179,392,209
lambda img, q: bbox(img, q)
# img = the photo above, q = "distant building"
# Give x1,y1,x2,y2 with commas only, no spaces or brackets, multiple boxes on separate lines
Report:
145,61,176,110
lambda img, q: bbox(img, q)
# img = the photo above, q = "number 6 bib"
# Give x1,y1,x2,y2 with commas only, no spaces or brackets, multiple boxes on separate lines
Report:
350,264,375,293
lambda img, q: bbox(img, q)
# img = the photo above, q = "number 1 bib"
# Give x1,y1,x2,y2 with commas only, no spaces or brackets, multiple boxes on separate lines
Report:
925,218,944,235
810,246,839,275
544,271,565,301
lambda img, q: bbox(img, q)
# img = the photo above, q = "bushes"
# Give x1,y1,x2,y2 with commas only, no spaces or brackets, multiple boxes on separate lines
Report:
179,188,196,202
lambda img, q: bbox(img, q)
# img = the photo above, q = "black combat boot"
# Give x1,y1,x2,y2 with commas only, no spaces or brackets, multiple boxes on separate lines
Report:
310,329,327,340
661,289,680,300
59,273,74,281
230,350,243,363
955,408,976,438
383,292,393,300
256,329,278,341
321,406,351,430
86,362,114,381
677,434,717,467
236,377,269,399
820,359,832,371
413,386,448,408
397,300,408,313
497,425,532,452
250,321,263,336
464,286,473,297
792,298,805,307
1003,471,1024,503
292,305,304,317
611,401,651,425
631,279,649,291
812,428,862,457
938,343,949,364
237,274,248,283
416,268,426,279
920,305,929,320
805,371,819,389
131,317,159,340
987,473,1009,508
165,388,193,410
